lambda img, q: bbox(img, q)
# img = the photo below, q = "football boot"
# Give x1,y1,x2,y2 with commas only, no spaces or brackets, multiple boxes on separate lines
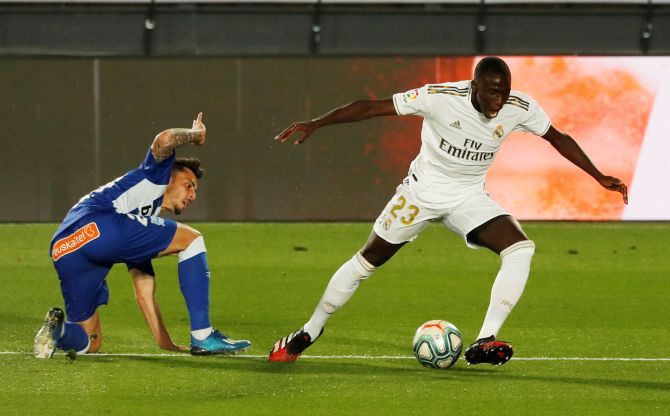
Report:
190,330,251,355
464,335,513,366
34,307,65,359
269,328,322,363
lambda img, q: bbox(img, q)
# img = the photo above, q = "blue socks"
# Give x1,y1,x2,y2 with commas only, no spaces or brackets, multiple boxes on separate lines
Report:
55,236,214,355
56,322,90,353
177,237,212,331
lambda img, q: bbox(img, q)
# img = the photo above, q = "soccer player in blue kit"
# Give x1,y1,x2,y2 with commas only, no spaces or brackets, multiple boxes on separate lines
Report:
34,112,251,358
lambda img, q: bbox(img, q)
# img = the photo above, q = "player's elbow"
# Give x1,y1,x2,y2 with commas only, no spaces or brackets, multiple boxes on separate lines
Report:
151,131,173,156
364,103,382,118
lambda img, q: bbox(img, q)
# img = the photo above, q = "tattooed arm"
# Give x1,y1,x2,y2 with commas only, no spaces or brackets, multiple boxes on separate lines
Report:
151,112,206,162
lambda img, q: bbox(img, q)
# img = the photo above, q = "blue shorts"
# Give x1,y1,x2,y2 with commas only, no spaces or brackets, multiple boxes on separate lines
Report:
50,211,177,322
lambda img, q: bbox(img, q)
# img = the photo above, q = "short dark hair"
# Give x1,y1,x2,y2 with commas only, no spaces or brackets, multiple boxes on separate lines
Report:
172,157,204,179
474,57,511,82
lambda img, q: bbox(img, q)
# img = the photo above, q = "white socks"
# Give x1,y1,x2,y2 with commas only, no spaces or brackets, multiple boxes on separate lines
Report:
302,240,534,342
303,252,377,340
477,240,536,340
191,327,213,341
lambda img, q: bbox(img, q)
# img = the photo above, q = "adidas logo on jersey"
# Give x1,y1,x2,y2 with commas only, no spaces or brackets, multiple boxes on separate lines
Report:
449,120,461,130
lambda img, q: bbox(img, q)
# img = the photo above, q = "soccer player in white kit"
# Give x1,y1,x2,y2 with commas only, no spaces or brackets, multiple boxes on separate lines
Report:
268,57,628,365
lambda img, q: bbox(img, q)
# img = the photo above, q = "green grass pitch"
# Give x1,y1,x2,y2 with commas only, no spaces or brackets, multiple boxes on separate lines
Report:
1,222,668,415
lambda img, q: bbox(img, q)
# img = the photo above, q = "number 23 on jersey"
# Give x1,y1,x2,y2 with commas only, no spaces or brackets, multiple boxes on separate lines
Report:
389,195,420,225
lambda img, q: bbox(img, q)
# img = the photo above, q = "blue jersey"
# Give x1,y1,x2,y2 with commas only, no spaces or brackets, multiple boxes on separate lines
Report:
53,148,175,241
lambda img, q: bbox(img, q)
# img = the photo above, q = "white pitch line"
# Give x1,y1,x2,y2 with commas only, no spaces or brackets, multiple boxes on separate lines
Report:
1,351,669,361
509,357,670,362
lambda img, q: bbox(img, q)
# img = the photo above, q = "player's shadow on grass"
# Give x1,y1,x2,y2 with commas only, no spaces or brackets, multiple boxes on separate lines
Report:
254,359,479,380
87,353,476,380
82,355,670,393
463,366,670,392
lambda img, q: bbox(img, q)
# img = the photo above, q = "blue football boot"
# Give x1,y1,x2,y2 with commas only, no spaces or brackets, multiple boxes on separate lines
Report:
190,330,251,356
34,307,65,359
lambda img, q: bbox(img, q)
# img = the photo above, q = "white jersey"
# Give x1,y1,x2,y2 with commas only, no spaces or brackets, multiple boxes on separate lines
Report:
392,80,551,208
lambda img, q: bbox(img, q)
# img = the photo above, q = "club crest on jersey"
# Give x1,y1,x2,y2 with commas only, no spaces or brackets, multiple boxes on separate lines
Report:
51,222,101,261
402,89,420,103
493,125,505,139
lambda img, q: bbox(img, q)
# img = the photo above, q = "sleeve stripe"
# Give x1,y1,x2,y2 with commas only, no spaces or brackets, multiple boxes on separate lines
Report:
508,95,530,105
428,85,469,95
428,90,467,96
429,86,469,92
506,95,530,110
440,91,468,97
506,101,529,110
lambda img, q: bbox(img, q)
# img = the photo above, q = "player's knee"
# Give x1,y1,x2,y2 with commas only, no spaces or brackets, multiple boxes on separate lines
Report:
177,232,207,262
171,224,203,253
360,246,396,268
88,342,101,353
500,240,535,259
352,252,377,278
360,233,405,267
359,248,381,267
87,333,102,353
181,225,202,245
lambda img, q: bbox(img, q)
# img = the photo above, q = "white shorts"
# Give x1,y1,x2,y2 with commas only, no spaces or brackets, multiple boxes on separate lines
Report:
372,181,512,249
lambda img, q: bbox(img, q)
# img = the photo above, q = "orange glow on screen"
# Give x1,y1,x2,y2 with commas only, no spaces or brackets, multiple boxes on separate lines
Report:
370,56,667,220
488,57,654,220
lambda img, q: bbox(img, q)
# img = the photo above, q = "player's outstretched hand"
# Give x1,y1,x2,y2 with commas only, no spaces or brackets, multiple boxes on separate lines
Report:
598,175,628,204
275,121,317,145
191,112,206,146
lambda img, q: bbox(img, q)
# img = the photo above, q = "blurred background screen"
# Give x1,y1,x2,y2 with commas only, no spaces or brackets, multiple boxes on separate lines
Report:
1,1,667,221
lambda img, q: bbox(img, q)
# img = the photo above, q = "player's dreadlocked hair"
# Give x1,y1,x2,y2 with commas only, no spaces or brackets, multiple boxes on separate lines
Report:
474,57,511,83
173,157,204,179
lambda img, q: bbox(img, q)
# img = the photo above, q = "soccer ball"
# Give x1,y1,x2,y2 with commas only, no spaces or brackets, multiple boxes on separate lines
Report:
412,320,463,369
